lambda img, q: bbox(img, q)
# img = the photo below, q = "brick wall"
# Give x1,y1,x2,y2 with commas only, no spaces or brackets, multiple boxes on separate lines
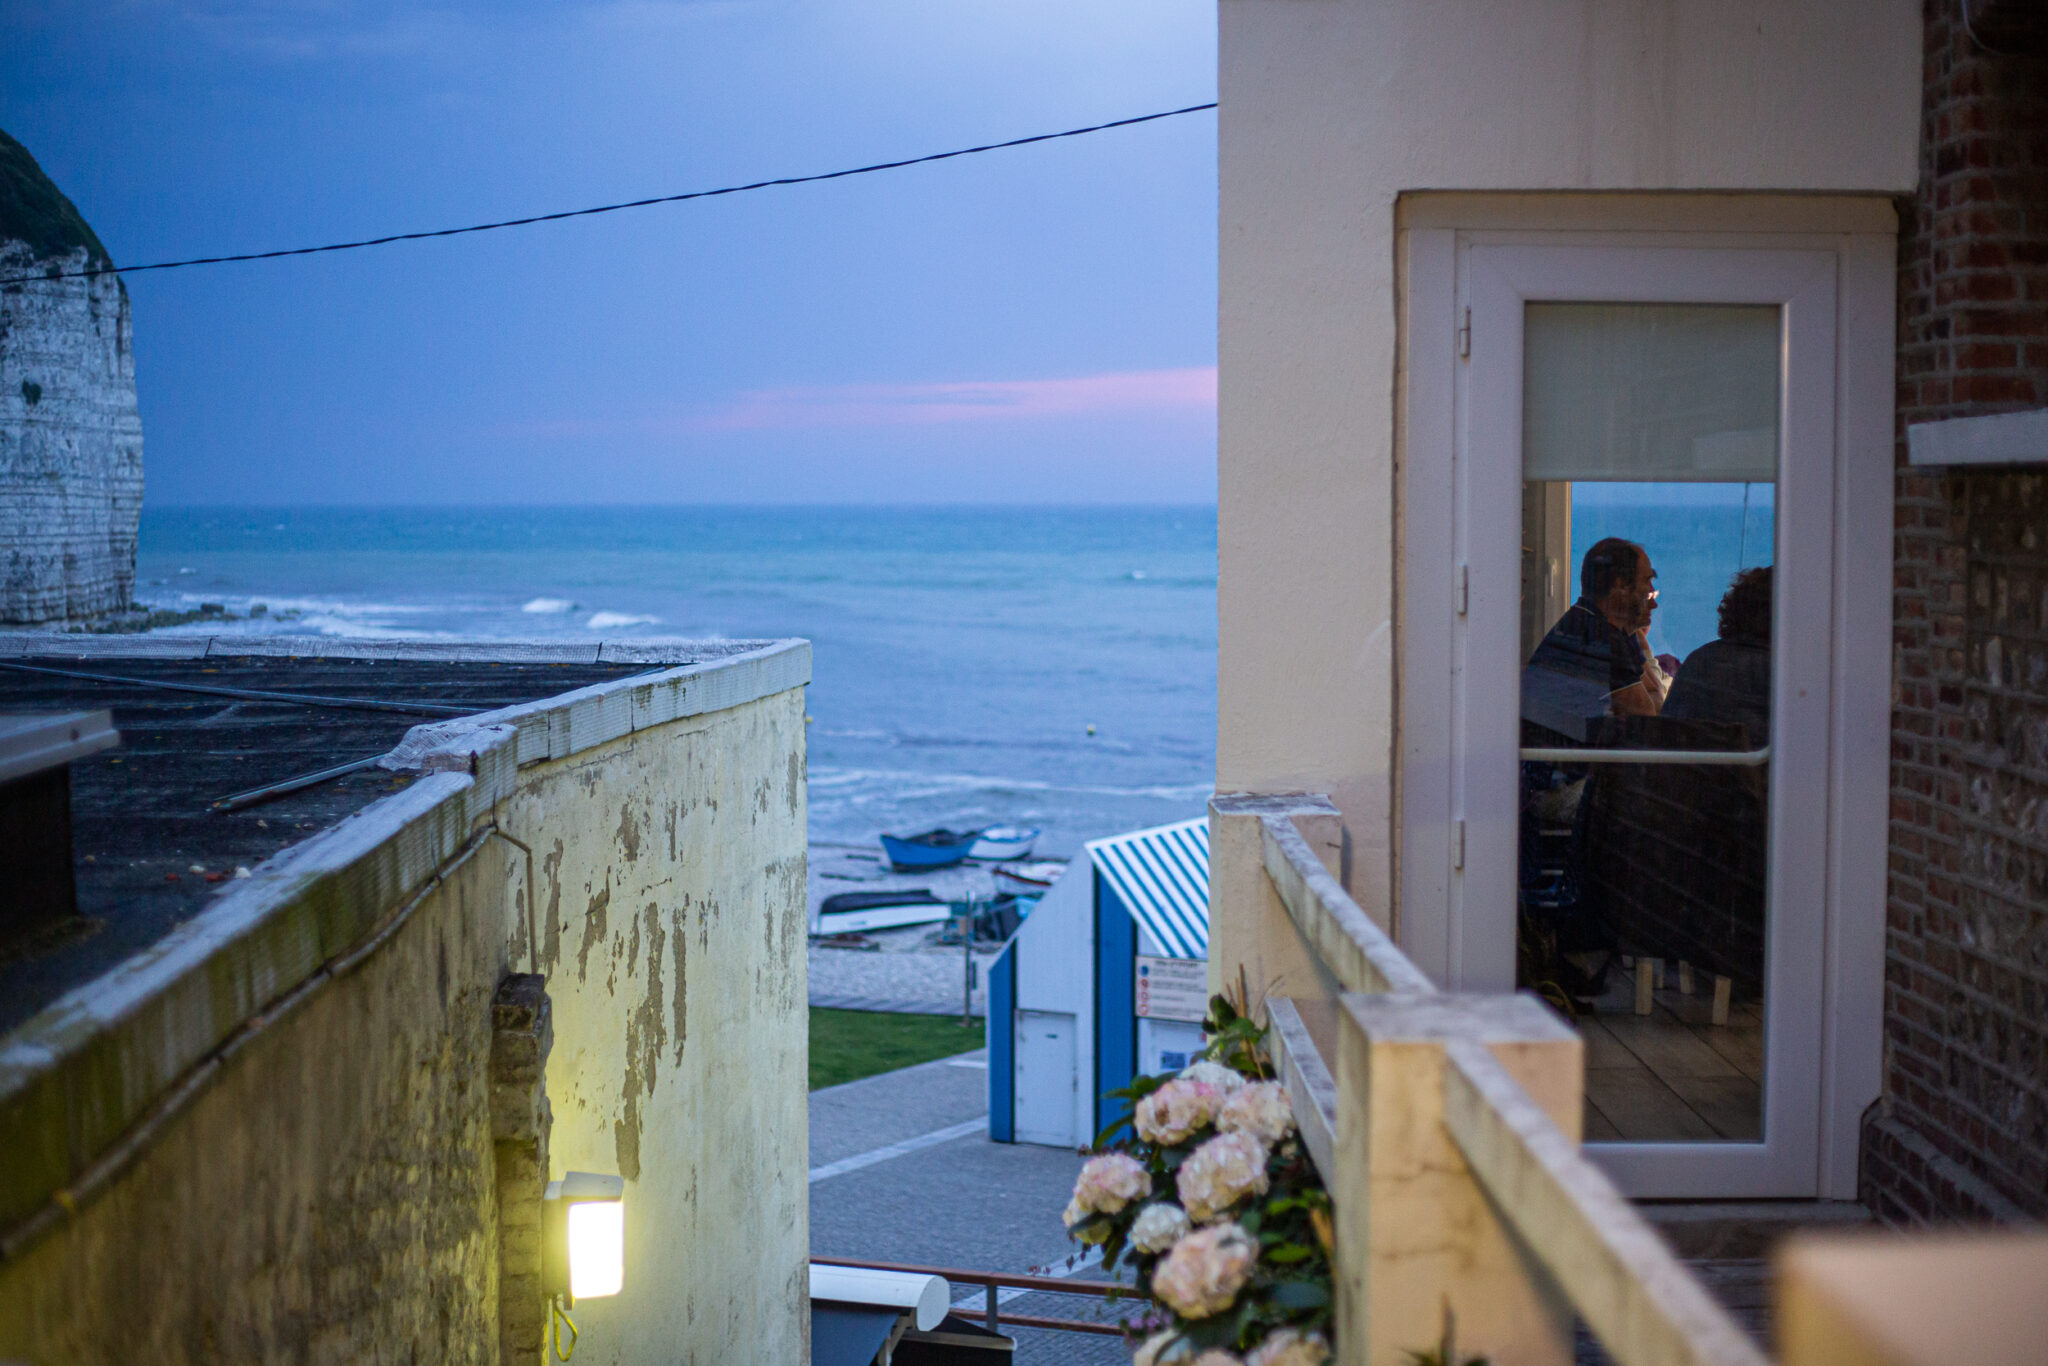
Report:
1865,0,2048,1225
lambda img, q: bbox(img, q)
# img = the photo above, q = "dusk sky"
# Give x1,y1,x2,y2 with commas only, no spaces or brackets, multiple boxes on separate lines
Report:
1,1,1217,504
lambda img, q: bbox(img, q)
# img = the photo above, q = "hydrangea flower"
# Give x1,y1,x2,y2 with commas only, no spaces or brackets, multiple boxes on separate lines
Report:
1246,1328,1332,1366
1134,1077,1223,1145
1177,1131,1272,1222
1150,1221,1258,1319
1217,1080,1296,1146
1128,1201,1194,1253
1061,1152,1152,1229
1133,1331,1192,1366
1179,1058,1247,1097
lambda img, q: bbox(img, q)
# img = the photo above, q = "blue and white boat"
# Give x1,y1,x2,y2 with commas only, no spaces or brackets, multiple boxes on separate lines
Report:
969,825,1040,861
879,828,982,871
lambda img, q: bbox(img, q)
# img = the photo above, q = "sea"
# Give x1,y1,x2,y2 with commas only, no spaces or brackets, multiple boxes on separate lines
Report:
136,505,1220,858
133,494,1770,857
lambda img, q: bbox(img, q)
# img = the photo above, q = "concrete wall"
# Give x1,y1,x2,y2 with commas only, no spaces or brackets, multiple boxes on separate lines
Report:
0,641,810,1364
1217,0,1922,920
509,686,810,1363
0,847,509,1364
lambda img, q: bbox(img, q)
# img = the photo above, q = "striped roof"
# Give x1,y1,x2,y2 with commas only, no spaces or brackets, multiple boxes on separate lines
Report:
1086,817,1209,959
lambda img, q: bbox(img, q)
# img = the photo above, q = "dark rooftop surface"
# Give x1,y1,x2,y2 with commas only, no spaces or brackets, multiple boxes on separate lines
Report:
0,654,651,1034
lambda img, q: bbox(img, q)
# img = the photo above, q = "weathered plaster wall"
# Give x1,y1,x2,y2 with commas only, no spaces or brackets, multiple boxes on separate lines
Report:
0,643,810,1365
1217,0,1921,925
0,849,511,1365
507,685,810,1365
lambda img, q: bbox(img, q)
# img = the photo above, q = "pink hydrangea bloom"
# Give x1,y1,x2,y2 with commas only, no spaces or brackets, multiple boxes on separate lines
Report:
1150,1221,1258,1319
1246,1328,1331,1366
1134,1077,1223,1145
1177,1131,1272,1222
1062,1152,1152,1229
1216,1081,1296,1146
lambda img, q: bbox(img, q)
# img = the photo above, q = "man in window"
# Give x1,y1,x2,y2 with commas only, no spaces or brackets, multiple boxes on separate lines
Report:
1520,537,1670,746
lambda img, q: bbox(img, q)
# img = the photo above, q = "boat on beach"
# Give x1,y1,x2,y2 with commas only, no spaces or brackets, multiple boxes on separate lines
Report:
969,825,1039,861
815,888,952,934
992,864,1058,895
879,828,982,871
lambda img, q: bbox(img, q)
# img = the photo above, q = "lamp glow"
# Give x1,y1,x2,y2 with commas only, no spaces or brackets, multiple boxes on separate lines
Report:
544,1171,627,1308
567,1199,624,1299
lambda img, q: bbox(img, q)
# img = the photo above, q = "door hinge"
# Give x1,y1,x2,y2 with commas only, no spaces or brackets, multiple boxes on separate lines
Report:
1458,306,1471,359
1452,820,1466,871
1455,563,1469,616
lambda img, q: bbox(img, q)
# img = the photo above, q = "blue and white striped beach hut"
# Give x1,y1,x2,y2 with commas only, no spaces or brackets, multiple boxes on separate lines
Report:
987,817,1211,1149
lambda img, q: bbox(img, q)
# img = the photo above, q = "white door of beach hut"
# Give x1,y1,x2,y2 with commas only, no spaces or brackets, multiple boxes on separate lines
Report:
1013,1010,1077,1147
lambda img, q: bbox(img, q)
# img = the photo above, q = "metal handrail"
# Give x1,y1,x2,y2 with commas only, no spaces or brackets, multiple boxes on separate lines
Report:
1519,745,1770,766
810,1255,1134,1338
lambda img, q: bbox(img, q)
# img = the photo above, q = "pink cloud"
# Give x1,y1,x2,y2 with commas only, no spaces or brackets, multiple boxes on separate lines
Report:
488,366,1216,441
697,365,1217,431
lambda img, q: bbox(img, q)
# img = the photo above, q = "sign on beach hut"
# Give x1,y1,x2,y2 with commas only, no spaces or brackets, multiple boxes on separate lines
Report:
987,817,1210,1149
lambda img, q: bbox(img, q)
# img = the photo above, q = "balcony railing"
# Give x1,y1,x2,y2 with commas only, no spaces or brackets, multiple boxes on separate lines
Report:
1213,794,1771,1366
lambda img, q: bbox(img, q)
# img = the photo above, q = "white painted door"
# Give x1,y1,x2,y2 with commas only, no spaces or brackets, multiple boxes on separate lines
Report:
1014,1010,1077,1147
1456,242,1836,1197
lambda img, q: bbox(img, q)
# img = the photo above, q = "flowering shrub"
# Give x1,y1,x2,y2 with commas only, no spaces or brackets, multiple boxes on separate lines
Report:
1062,992,1334,1364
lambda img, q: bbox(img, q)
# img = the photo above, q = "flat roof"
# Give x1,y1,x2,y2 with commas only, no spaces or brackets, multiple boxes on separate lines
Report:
0,645,710,1033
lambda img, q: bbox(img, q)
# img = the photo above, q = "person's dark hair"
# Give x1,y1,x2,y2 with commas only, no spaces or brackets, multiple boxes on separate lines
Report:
1580,538,1643,603
1718,566,1773,643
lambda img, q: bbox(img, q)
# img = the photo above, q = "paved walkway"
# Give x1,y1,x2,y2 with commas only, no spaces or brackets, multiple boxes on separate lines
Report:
809,1049,1132,1364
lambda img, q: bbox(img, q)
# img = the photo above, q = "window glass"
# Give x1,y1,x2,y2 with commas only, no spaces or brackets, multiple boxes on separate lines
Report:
1518,302,1776,1143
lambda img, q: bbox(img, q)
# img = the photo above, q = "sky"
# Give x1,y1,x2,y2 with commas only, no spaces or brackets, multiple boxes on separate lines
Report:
1,1,1217,505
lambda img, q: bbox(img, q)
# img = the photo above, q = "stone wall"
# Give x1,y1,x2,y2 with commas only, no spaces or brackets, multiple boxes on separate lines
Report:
0,127,145,623
1866,0,2048,1224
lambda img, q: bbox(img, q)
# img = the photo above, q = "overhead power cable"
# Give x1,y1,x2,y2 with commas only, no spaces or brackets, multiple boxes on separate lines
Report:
1,102,1217,287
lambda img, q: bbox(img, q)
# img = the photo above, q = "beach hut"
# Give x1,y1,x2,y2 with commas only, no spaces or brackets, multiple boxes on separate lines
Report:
986,817,1210,1149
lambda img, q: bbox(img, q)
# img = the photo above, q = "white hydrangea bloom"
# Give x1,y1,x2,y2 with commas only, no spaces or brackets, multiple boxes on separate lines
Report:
1061,1152,1151,1228
1176,1131,1272,1222
1245,1328,1332,1366
1134,1077,1225,1146
1134,1330,1194,1366
1129,1201,1194,1253
1216,1081,1296,1146
1150,1221,1258,1319
1179,1059,1247,1097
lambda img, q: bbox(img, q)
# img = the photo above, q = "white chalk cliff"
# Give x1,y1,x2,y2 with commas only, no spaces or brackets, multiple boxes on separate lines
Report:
0,129,143,624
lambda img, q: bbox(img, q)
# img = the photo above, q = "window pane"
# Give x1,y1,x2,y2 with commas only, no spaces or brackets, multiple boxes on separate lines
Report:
1517,301,1779,1145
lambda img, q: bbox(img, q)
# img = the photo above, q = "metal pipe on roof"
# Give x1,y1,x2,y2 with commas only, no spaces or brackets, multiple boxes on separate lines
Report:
209,754,388,813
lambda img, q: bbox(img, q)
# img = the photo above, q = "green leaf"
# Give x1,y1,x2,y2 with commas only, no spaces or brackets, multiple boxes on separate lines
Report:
1267,1280,1332,1310
1263,1243,1313,1264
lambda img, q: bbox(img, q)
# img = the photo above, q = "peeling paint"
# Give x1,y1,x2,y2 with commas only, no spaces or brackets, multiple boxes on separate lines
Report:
576,877,610,984
540,840,565,971
616,802,642,863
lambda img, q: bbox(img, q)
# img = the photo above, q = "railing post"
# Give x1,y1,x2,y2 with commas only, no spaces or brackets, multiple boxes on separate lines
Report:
1335,993,1581,1366
1209,793,1347,1014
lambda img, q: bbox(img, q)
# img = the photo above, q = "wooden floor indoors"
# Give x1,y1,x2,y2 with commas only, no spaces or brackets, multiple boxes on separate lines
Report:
1577,970,1763,1142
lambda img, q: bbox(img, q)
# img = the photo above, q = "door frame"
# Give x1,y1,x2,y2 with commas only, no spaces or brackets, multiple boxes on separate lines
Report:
1397,212,1894,1200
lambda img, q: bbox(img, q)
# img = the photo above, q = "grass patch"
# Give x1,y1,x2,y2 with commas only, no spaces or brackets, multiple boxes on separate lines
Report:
810,1007,983,1091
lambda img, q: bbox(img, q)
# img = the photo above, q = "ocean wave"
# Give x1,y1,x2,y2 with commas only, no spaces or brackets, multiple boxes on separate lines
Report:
585,611,661,630
522,597,577,614
807,765,1212,803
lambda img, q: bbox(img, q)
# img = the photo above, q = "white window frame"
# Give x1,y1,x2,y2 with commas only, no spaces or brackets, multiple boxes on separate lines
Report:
1398,219,1893,1200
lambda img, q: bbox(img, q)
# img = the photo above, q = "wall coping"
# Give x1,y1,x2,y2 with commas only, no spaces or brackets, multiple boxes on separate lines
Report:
0,633,776,664
0,638,809,1249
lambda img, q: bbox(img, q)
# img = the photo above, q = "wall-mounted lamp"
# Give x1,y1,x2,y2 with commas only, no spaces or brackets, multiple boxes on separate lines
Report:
545,1172,626,1302
542,1172,625,1359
